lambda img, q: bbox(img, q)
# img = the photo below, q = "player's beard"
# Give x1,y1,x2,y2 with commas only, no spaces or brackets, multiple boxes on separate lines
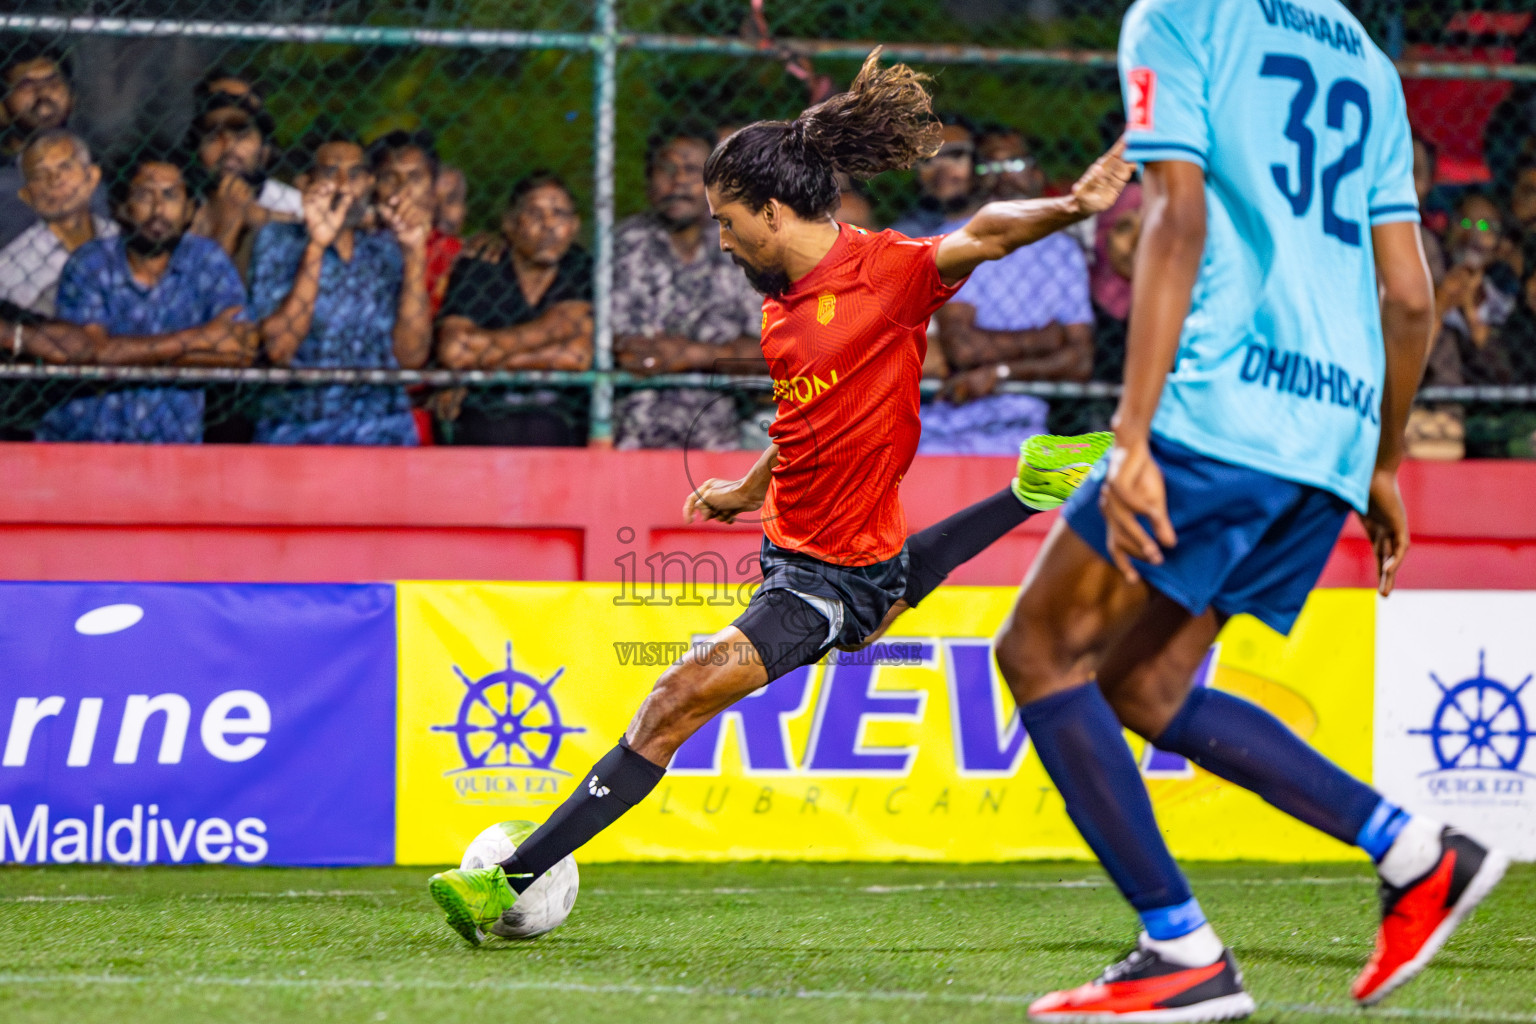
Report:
731,254,790,298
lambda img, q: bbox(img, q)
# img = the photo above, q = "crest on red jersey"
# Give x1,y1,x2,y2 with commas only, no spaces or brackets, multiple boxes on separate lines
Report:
1128,67,1156,131
817,293,836,325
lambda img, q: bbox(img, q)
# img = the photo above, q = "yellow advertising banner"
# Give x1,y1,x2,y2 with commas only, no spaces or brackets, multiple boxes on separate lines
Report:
396,582,1375,865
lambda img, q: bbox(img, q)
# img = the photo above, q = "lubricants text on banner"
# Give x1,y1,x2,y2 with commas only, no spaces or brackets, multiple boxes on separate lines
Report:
395,583,1376,863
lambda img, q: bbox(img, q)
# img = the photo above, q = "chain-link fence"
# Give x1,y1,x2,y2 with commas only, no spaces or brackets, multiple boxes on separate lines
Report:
0,2,1531,455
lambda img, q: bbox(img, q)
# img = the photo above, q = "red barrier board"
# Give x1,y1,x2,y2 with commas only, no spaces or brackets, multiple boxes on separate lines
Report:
0,442,1533,589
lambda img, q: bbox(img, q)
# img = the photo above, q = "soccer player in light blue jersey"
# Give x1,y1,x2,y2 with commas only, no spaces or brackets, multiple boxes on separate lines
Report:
996,1,1509,1020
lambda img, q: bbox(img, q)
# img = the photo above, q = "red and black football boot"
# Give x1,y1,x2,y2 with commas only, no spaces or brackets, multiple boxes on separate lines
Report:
1028,942,1255,1022
1352,827,1508,1005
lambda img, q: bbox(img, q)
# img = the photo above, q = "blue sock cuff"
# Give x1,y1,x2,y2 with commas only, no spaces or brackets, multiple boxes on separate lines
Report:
1155,685,1211,749
1140,898,1207,940
1018,680,1100,722
1356,800,1410,861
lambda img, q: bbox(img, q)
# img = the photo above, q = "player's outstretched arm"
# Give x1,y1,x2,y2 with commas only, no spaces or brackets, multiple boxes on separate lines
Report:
684,443,780,524
1361,221,1435,596
934,140,1132,285
1100,159,1205,583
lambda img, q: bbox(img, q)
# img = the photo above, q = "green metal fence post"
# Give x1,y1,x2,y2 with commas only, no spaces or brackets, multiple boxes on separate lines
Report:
589,0,618,446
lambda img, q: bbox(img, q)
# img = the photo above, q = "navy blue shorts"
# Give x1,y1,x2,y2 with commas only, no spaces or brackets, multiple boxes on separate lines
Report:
1062,434,1350,636
734,537,908,680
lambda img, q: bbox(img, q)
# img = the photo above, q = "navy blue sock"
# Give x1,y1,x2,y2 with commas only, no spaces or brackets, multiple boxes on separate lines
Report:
1156,688,1399,855
1021,682,1204,939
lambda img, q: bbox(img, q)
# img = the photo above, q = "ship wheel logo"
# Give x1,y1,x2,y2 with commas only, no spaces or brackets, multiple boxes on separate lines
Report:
432,643,586,774
1410,651,1535,773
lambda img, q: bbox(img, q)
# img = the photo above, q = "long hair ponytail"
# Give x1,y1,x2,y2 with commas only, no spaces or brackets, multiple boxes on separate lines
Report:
704,48,943,218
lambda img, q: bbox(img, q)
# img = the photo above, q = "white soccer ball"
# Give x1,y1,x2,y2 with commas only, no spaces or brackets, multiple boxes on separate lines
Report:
460,820,579,939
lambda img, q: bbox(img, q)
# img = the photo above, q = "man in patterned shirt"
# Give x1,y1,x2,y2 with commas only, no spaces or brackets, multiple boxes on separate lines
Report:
36,157,254,443
249,133,432,445
0,130,116,317
612,121,765,449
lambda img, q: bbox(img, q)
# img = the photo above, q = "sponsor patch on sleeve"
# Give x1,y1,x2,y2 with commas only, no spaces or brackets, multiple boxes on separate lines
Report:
1128,67,1156,131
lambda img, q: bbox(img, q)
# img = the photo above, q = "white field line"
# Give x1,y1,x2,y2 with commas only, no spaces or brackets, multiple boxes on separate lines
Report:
586,876,1367,896
0,889,399,903
0,875,1370,903
0,973,1530,1022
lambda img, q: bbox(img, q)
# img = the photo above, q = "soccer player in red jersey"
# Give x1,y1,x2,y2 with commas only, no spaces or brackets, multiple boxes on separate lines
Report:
428,51,1132,943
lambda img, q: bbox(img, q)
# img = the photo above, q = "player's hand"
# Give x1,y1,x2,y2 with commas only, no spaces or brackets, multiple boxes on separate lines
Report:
1100,438,1177,585
684,476,765,524
1360,467,1410,597
1071,138,1134,216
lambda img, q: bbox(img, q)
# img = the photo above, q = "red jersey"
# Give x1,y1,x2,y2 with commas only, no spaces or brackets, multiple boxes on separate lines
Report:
760,225,961,565
426,228,463,317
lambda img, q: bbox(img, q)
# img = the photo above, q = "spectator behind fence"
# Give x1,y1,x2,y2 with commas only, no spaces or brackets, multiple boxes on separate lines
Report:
1426,250,1513,389
34,159,255,443
0,130,117,316
371,130,461,316
1421,252,1536,460
1412,218,1521,461
435,171,592,446
612,123,765,450
974,123,1044,204
1445,192,1517,327
186,84,302,273
0,43,108,250
918,129,1093,453
435,164,467,237
250,135,430,445
889,113,976,238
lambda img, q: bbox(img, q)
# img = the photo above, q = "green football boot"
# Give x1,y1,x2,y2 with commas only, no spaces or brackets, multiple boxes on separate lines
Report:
1012,431,1114,511
427,864,516,947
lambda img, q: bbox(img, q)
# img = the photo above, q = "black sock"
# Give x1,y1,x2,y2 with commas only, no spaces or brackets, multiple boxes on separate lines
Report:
498,738,666,893
904,487,1032,607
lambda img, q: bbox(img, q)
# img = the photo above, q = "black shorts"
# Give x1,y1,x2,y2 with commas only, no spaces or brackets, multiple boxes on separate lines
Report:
732,537,908,681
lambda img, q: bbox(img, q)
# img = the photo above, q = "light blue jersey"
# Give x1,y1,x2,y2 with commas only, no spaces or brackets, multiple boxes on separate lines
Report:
1119,0,1419,511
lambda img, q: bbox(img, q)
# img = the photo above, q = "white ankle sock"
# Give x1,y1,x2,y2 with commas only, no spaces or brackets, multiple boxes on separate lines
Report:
1140,922,1224,967
1378,816,1444,888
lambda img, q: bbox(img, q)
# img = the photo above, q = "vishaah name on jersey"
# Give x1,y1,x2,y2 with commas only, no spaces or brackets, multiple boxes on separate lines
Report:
1256,0,1366,59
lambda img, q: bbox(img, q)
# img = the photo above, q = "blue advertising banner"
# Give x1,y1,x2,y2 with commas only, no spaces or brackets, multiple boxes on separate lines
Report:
0,583,395,866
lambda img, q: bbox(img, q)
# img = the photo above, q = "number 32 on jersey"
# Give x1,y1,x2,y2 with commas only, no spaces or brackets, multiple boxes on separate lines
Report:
1261,52,1370,247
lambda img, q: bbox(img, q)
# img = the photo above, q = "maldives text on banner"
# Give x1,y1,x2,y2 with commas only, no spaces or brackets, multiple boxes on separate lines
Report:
395,583,1376,864
0,583,397,866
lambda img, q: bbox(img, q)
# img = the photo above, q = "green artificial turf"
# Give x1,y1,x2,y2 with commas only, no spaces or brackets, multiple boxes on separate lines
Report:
0,861,1531,1023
